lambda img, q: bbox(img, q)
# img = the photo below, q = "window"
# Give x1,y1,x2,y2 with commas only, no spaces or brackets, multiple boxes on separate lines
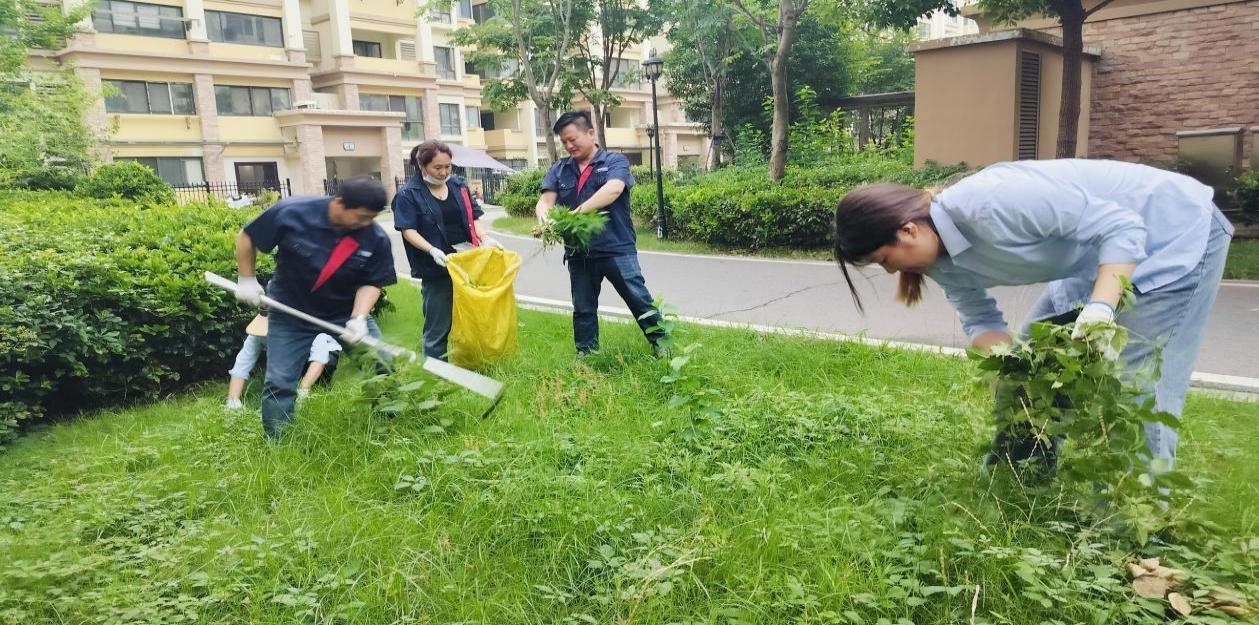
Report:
465,105,480,130
118,157,204,185
104,80,195,114
457,0,472,18
352,39,382,58
428,8,452,23
359,94,424,139
93,0,185,39
610,58,639,88
480,110,495,131
205,10,282,47
472,2,495,24
439,103,461,135
215,85,290,116
434,46,456,80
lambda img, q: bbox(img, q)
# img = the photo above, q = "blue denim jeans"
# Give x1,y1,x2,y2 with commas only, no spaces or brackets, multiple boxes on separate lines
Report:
260,312,383,439
420,275,454,359
1008,210,1232,468
567,254,665,353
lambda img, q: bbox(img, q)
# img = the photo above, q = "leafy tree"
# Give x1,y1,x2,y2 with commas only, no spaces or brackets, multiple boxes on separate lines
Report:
569,0,664,147
661,1,737,168
978,0,1118,158
724,0,952,180
0,0,96,188
443,0,585,162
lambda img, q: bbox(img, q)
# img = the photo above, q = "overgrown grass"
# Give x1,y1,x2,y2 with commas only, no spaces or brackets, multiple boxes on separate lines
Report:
1,283,1256,624
1224,238,1259,280
493,215,833,261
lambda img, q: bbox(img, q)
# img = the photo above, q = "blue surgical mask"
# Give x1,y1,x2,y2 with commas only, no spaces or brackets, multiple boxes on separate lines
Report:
423,173,447,186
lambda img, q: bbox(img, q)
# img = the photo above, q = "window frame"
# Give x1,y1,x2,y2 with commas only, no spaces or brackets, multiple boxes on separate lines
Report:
438,102,462,136
92,0,186,39
204,9,283,48
433,46,457,80
215,85,291,116
104,79,196,115
119,156,206,186
352,39,383,58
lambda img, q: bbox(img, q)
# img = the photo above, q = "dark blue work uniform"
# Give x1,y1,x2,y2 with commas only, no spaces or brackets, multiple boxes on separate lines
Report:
392,176,484,358
541,148,664,353
243,195,396,437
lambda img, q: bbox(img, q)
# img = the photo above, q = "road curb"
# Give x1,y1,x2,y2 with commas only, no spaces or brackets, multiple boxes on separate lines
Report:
511,293,1259,397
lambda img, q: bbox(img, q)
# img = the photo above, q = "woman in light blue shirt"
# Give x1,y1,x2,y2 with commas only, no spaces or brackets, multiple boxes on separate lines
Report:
833,159,1234,469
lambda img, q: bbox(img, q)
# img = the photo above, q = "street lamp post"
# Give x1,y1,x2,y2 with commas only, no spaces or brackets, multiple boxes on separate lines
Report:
642,51,667,239
645,125,657,177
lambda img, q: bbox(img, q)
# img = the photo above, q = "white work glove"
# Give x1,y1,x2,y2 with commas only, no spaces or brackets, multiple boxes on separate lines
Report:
341,315,369,345
1072,301,1120,360
235,275,264,307
428,247,448,267
481,236,504,250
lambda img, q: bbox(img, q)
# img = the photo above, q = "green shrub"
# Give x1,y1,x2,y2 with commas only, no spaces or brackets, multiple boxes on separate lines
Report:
75,161,176,205
1233,169,1259,221
667,154,968,250
629,166,678,228
0,191,268,445
497,169,545,217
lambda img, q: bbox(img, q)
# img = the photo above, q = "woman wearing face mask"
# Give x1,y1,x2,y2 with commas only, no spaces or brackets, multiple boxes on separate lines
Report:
393,140,504,359
832,159,1233,471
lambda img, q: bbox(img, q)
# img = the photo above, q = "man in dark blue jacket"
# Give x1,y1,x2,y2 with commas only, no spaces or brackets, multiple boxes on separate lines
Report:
535,111,667,355
234,177,396,438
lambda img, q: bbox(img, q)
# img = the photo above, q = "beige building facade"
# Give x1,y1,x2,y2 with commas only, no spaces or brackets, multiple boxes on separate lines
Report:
44,0,707,198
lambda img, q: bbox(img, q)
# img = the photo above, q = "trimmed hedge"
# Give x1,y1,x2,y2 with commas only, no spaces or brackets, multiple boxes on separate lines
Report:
498,169,545,218
1234,169,1259,221
668,156,969,250
75,161,176,205
0,191,268,445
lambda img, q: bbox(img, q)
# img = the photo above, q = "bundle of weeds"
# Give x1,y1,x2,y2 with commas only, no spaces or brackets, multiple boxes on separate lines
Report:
971,318,1187,542
531,206,608,252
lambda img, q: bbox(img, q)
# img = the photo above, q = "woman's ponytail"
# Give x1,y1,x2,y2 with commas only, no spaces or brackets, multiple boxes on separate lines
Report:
896,272,925,306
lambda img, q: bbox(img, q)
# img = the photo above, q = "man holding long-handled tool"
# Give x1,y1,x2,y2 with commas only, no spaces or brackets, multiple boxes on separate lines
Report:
232,177,397,439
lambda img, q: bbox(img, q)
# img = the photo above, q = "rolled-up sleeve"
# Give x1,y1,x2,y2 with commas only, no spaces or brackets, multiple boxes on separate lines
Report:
605,153,635,188
540,163,561,192
942,284,1008,340
391,191,417,231
243,204,283,252
1077,196,1148,265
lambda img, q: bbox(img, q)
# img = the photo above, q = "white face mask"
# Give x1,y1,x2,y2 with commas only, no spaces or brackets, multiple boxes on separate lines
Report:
423,173,448,186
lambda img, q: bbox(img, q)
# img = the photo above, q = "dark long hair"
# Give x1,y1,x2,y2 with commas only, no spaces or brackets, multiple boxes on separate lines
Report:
833,183,933,311
410,140,453,171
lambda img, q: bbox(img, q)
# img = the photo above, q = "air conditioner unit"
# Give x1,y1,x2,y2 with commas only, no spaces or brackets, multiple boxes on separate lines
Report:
294,100,319,110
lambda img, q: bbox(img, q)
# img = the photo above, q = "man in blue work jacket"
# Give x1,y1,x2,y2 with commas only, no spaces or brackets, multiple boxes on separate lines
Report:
234,176,397,439
534,111,668,356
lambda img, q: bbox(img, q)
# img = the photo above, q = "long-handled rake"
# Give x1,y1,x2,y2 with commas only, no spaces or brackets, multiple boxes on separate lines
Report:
204,271,504,405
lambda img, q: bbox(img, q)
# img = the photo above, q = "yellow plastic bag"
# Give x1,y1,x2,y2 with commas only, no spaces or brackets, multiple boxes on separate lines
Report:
445,246,521,369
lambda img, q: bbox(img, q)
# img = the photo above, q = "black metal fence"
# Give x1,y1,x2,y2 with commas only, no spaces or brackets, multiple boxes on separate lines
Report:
171,179,292,204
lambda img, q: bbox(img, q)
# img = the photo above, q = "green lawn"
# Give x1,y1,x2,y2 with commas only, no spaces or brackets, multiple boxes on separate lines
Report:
1225,238,1259,280
493,215,833,261
1,284,1257,624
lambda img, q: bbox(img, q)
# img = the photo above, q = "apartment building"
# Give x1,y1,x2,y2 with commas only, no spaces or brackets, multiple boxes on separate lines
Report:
45,0,707,197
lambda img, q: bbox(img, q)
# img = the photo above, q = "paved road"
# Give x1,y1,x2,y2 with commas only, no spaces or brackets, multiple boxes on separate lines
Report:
379,211,1259,378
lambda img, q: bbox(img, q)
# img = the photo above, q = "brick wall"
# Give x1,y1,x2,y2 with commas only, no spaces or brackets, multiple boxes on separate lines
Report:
1043,1,1259,167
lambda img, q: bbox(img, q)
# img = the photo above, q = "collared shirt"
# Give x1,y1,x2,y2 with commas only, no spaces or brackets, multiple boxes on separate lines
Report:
541,148,636,257
244,195,397,320
925,159,1232,339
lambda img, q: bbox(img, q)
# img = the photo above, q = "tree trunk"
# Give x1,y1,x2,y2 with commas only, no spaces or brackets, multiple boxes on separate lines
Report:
540,102,558,162
708,77,724,170
593,102,607,147
1056,10,1085,158
767,9,799,181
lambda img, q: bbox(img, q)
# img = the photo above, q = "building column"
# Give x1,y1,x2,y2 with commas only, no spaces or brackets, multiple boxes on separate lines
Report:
380,125,404,200
281,0,305,63
423,87,441,140
337,84,361,110
294,124,327,194
192,73,226,182
76,67,111,162
523,100,540,168
415,16,435,64
329,0,354,64
664,129,679,168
